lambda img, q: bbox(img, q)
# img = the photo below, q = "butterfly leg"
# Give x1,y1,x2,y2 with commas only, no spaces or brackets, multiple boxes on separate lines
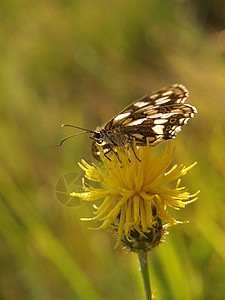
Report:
104,145,122,164
130,142,141,162
127,137,141,162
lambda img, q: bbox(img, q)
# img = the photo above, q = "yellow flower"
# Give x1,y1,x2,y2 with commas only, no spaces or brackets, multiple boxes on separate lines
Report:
71,141,199,249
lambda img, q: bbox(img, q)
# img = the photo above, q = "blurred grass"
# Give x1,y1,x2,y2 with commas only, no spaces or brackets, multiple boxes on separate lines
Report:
0,0,225,299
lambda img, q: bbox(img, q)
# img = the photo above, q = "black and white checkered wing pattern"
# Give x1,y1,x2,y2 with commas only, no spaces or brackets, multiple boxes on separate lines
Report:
91,84,197,160
103,84,197,146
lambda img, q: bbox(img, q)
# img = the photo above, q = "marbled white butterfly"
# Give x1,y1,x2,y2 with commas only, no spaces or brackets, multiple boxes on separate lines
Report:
59,84,197,161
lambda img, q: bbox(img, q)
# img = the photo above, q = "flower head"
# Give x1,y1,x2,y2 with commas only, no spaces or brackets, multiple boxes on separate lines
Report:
71,141,199,249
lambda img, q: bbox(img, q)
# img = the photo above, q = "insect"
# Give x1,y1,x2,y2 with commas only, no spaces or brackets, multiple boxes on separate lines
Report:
59,84,197,162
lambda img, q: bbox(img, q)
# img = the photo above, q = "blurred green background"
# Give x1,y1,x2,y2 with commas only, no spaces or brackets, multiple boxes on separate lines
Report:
1,0,225,299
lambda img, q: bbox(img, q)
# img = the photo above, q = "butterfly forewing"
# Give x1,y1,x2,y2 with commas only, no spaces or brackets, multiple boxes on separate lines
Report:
104,84,189,131
92,84,197,160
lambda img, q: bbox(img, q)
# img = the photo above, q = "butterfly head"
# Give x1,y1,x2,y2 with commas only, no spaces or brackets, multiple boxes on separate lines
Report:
90,130,105,145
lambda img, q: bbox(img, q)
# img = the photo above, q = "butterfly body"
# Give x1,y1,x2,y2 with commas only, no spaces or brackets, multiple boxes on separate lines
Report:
91,84,197,160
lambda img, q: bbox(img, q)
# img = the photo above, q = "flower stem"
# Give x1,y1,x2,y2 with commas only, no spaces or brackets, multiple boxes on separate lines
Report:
137,251,152,300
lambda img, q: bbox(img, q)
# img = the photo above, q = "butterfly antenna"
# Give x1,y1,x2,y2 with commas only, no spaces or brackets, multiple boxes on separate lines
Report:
61,124,95,133
56,124,95,147
56,131,91,147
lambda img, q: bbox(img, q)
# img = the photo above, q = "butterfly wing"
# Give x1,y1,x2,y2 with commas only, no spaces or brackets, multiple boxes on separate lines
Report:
92,84,197,160
103,84,197,145
104,84,189,130
121,103,197,145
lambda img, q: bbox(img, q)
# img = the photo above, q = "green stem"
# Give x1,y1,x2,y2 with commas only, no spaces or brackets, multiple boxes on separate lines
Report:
137,251,152,300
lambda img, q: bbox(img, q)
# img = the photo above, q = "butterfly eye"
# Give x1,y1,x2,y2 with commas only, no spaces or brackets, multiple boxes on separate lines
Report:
90,131,105,145
94,132,101,139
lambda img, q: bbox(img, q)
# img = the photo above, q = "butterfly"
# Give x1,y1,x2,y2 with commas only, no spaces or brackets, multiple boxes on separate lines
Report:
59,84,197,162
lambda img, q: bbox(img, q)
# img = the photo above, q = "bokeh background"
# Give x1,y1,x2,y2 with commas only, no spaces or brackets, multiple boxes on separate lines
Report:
1,0,225,299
